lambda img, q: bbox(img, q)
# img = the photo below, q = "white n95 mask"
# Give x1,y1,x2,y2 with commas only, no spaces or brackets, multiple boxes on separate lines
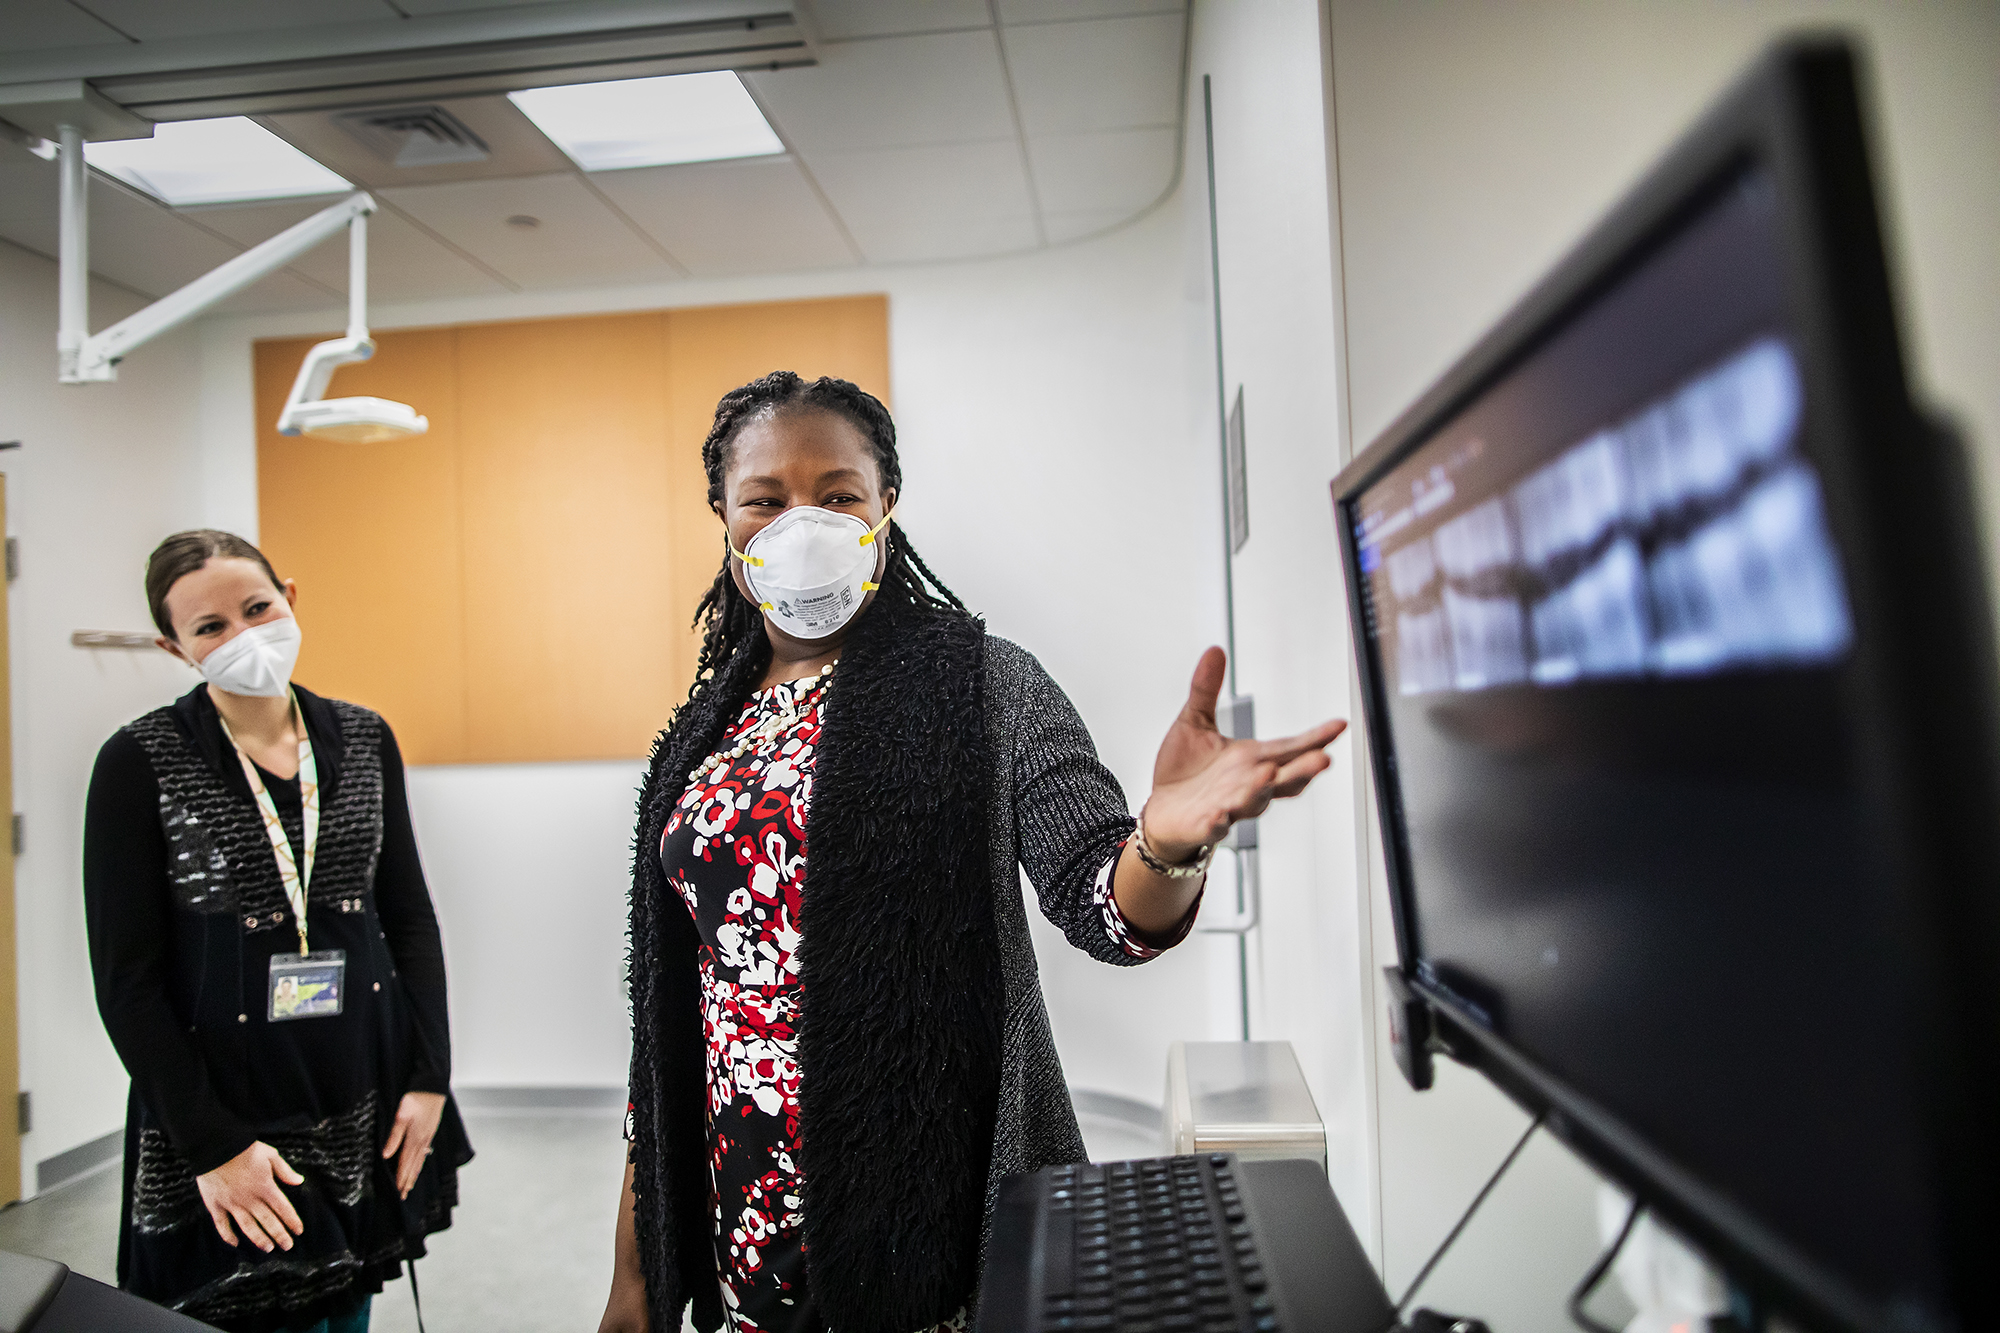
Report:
196,617,303,698
730,505,894,640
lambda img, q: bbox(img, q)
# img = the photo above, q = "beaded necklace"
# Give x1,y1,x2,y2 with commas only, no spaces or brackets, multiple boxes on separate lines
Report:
688,661,836,784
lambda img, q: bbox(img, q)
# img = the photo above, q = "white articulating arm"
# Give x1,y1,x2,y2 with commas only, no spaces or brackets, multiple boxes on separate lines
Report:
57,126,89,381
57,156,376,383
55,131,425,442
276,211,373,420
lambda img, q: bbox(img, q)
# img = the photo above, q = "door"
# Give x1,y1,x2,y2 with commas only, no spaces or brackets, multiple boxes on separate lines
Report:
0,474,20,1205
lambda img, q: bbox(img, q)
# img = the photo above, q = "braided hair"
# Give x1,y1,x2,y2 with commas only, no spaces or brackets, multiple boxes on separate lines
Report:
689,371,967,692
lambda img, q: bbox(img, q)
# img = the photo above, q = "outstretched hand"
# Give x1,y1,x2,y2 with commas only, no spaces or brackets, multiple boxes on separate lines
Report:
1143,646,1347,860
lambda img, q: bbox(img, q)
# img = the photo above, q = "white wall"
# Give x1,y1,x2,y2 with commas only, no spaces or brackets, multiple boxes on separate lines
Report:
194,196,1244,1102
1329,2,2000,1327
1180,0,1380,1252
0,235,212,1196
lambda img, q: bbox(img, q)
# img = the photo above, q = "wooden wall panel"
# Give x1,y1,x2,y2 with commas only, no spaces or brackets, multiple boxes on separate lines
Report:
256,295,890,764
661,295,892,694
255,328,468,765
454,312,680,763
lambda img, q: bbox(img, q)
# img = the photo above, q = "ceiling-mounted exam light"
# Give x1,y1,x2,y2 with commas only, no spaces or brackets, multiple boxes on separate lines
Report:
275,209,427,444
52,126,426,443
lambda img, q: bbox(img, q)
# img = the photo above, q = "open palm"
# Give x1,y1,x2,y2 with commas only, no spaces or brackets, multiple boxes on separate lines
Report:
1143,647,1348,860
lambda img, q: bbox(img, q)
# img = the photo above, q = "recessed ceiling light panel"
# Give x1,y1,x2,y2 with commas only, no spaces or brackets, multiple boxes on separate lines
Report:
84,117,350,207
508,71,785,172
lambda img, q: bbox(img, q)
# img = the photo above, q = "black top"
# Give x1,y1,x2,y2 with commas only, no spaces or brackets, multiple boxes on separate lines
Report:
84,685,450,1175
82,684,468,1333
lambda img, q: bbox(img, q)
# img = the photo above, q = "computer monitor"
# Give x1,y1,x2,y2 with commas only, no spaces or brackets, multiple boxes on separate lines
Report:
1331,38,1998,1333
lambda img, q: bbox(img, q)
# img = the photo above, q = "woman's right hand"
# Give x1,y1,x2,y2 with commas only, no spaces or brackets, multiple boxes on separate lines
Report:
196,1141,305,1252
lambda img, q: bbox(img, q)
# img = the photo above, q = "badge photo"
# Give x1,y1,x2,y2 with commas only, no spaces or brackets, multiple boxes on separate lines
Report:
269,950,347,1022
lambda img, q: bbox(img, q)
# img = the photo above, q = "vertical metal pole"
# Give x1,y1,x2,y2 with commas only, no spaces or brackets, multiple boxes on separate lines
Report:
1204,75,1252,1043
57,125,88,382
1204,77,1238,698
346,211,368,341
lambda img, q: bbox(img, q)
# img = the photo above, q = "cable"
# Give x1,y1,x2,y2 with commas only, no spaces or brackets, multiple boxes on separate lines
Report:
1567,1196,1643,1333
1394,1111,1546,1317
407,1258,427,1333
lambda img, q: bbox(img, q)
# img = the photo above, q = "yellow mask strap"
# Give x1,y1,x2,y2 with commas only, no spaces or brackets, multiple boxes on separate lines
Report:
858,504,896,546
726,529,763,569
859,504,895,591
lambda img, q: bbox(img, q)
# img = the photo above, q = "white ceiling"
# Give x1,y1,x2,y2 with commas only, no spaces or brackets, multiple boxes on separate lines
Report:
0,0,1188,316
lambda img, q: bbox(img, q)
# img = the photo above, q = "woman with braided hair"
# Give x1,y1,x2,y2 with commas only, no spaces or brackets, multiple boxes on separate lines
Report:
601,372,1347,1333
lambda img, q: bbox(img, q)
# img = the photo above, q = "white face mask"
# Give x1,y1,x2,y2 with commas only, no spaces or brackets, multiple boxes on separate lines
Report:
730,505,894,640
194,617,303,698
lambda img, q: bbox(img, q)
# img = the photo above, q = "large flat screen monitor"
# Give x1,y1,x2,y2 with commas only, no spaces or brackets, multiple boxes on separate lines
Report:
1331,39,1998,1333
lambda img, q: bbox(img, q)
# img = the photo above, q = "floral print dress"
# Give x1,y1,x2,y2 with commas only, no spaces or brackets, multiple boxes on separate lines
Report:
660,678,1175,1333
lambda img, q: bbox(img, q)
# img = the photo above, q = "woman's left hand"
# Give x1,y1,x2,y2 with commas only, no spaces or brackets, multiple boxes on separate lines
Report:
382,1091,447,1199
1144,646,1348,861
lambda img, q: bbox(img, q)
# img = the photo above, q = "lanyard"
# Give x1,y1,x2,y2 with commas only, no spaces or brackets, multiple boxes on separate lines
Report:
216,693,320,956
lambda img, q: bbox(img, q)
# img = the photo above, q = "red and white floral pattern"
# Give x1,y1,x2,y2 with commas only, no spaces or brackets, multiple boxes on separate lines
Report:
663,679,818,1331
661,677,1149,1332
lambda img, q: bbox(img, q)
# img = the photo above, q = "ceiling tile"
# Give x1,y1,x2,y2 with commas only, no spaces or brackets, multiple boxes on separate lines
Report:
379,172,682,290
805,139,1032,235
0,148,337,313
86,175,323,300
208,268,353,316
996,0,1183,20
844,213,1037,265
810,0,990,41
743,30,1014,156
1027,126,1176,215
1002,12,1184,136
72,0,393,41
0,0,132,52
0,151,64,261
187,196,513,302
1044,207,1138,245
589,157,856,279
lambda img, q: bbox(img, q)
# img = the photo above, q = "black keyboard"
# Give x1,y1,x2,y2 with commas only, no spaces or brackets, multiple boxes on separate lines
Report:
1024,1153,1276,1332
977,1154,1397,1333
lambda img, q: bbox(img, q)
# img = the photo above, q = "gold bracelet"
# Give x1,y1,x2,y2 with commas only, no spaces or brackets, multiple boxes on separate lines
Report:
1133,804,1214,880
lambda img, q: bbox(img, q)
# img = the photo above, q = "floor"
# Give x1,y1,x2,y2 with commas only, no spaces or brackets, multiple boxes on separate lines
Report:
0,1111,1154,1332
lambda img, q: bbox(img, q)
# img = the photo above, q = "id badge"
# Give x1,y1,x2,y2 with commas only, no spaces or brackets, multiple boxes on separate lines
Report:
269,951,346,1022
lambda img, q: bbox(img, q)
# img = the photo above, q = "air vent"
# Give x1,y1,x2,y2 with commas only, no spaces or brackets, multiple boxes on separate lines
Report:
337,105,489,168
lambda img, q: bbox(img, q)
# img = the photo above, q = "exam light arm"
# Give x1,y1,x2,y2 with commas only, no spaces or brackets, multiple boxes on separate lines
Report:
273,210,375,427
55,128,375,384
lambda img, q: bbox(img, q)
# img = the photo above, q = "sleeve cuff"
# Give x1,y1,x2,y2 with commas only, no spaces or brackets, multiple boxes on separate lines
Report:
406,1069,452,1096
1094,839,1204,958
183,1123,261,1178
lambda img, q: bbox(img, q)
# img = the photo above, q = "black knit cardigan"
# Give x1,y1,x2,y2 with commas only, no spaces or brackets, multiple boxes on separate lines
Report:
627,602,1160,1332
